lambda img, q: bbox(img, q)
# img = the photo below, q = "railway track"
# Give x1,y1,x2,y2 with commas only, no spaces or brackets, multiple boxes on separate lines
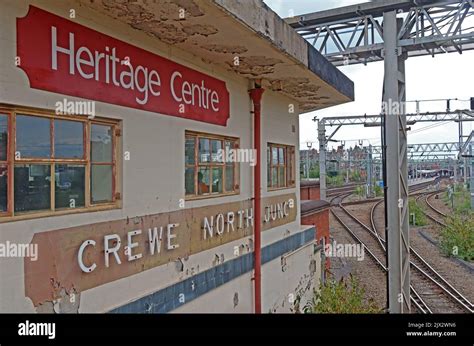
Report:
329,185,473,313
415,192,447,227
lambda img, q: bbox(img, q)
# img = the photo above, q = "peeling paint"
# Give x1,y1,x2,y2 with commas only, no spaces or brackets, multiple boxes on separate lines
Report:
200,44,248,55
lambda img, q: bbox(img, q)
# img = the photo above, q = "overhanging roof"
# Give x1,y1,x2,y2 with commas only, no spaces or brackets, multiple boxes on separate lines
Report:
78,0,354,113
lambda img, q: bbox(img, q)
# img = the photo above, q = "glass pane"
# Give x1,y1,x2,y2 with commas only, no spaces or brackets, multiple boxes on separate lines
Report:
279,167,286,187
16,115,51,158
267,147,271,187
0,165,7,212
272,147,278,165
272,167,278,187
54,119,84,159
185,137,195,165
91,124,113,162
225,165,234,192
185,167,195,195
279,147,285,164
198,138,210,163
14,164,51,212
211,139,223,163
211,167,223,193
197,167,210,195
91,165,113,203
0,114,7,161
225,140,233,152
55,165,85,209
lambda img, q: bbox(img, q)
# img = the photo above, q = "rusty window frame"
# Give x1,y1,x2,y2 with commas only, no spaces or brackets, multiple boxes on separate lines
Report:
0,105,121,222
185,131,239,199
267,143,296,190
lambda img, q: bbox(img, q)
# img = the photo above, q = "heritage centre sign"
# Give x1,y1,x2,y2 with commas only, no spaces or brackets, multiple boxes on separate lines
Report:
17,6,230,125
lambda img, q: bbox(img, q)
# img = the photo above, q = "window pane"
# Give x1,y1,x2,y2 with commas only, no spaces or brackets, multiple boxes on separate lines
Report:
225,140,233,152
272,147,278,165
91,124,113,162
55,119,84,159
0,165,7,212
16,115,51,158
212,167,223,193
279,147,285,164
225,165,234,192
198,138,210,163
185,167,195,195
272,167,278,187
0,114,7,161
91,165,113,203
267,147,271,187
211,139,223,163
14,164,51,212
185,137,195,165
197,167,210,195
55,165,85,209
279,167,286,187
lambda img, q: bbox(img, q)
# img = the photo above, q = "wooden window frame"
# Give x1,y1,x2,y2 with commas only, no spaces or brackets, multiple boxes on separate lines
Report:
0,104,121,223
185,131,240,200
267,143,296,191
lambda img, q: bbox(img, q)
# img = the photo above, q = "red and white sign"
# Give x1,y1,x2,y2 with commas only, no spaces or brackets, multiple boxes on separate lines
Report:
17,6,230,126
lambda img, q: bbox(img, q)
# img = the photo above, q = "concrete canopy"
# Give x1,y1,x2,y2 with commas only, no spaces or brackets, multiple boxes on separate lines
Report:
81,0,354,113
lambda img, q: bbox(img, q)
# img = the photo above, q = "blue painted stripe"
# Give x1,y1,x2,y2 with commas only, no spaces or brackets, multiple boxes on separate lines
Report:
110,227,316,313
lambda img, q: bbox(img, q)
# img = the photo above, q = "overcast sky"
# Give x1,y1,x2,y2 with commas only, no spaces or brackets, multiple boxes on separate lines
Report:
264,0,474,150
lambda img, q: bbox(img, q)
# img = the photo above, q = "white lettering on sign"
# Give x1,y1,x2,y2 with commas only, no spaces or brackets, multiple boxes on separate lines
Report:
78,223,182,273
77,199,293,273
51,26,162,105
170,71,220,111
50,26,223,110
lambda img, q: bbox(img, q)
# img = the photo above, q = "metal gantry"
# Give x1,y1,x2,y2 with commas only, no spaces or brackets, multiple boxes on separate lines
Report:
287,0,474,66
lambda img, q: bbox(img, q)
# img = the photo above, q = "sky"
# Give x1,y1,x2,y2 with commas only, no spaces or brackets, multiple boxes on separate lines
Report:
264,0,474,150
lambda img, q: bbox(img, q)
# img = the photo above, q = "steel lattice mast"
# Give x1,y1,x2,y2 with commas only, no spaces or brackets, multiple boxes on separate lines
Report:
290,0,474,313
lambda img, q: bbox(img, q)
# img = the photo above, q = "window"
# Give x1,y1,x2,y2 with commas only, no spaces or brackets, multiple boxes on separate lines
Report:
0,107,120,221
267,143,295,190
185,131,239,198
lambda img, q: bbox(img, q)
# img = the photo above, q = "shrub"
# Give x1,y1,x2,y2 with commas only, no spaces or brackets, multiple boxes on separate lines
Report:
374,184,383,197
408,198,427,226
440,214,474,262
303,275,381,313
327,175,344,187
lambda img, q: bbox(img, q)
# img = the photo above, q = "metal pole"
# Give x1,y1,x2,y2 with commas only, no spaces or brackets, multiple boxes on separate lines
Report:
318,121,327,201
367,145,373,196
470,144,474,210
383,11,410,313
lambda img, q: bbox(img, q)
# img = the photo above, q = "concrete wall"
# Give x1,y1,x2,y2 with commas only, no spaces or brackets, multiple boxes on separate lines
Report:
0,0,318,313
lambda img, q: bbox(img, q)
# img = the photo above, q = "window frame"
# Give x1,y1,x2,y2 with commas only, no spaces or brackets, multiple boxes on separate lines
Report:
0,105,121,223
185,131,240,200
267,142,296,191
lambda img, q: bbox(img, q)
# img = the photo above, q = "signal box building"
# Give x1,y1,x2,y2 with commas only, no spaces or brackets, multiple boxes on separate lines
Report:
0,0,353,313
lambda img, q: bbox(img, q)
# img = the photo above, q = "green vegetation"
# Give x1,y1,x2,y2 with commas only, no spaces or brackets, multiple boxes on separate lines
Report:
327,175,344,187
355,185,365,197
303,275,381,313
408,198,427,226
440,214,474,262
442,184,471,214
351,170,362,182
373,184,383,197
309,167,320,179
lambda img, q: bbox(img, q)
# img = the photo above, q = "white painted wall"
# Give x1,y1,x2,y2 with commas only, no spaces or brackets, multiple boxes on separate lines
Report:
0,0,309,313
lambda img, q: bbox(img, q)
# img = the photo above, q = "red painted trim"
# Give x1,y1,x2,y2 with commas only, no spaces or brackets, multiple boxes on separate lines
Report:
249,87,264,314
